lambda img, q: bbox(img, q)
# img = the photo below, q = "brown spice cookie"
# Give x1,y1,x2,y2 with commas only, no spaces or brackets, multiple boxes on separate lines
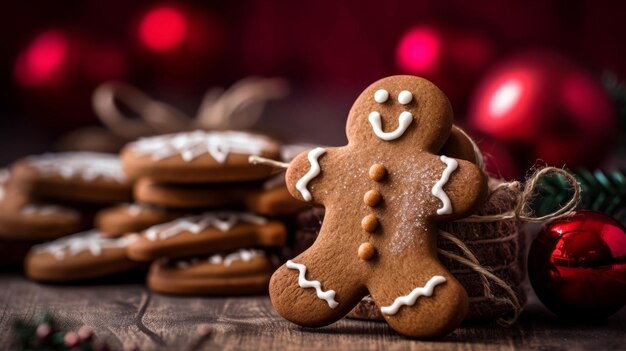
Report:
25,230,141,282
134,178,256,209
127,212,287,262
121,130,281,183
269,76,488,338
147,249,274,295
245,174,311,216
10,152,132,204
0,169,85,241
95,203,183,237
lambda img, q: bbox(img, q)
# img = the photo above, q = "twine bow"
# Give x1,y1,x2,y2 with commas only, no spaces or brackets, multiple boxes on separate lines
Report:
92,77,289,140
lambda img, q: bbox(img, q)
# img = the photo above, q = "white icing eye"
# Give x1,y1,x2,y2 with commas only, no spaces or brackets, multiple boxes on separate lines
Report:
398,90,413,104
374,89,389,103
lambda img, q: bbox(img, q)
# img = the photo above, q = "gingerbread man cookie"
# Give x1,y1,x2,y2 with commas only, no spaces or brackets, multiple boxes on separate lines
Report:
269,76,488,338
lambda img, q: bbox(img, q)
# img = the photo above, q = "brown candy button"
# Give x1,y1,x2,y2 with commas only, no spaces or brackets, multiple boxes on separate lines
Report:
358,242,376,261
361,214,378,232
369,164,386,182
363,190,382,207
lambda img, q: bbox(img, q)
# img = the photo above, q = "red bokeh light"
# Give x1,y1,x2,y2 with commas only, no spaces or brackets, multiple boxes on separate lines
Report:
396,27,440,73
139,6,188,51
14,30,69,87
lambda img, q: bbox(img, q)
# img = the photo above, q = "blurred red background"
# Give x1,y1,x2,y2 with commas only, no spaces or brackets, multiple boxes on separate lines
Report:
0,0,624,175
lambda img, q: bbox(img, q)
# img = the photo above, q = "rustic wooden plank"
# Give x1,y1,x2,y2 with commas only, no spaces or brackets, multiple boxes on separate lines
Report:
0,273,624,350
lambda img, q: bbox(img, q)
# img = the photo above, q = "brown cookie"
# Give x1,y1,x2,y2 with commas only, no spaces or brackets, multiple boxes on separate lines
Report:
25,230,141,282
134,178,256,209
269,76,488,338
244,144,321,216
0,169,85,241
121,130,281,183
95,203,183,237
11,152,132,204
245,174,311,216
127,212,287,262
147,249,274,295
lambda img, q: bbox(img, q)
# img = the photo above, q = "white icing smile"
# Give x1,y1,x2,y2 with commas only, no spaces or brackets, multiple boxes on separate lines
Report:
286,260,338,308
368,111,413,141
380,275,446,315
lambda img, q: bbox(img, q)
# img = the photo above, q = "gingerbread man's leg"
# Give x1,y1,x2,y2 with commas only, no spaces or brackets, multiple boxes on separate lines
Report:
368,256,468,338
269,241,367,328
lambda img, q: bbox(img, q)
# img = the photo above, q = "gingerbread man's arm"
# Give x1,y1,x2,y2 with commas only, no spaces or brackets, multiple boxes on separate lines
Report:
430,155,487,221
285,147,334,205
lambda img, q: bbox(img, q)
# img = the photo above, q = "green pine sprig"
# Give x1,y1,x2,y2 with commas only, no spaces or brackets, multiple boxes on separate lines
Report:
530,168,626,225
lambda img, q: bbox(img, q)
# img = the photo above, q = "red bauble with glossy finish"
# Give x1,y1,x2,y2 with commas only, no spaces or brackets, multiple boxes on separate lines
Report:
528,211,626,319
468,51,616,171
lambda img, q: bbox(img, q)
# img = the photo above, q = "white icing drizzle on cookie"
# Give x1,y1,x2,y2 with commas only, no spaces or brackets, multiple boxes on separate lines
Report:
431,155,458,215
397,90,413,104
368,111,413,141
0,169,10,202
374,89,389,103
295,147,326,202
26,152,126,183
21,204,79,217
129,130,277,163
380,275,446,315
286,260,338,308
144,212,268,241
174,249,264,269
125,203,144,217
34,230,138,260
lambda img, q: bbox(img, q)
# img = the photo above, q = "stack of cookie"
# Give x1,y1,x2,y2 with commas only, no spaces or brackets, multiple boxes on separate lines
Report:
0,152,145,281
115,130,294,295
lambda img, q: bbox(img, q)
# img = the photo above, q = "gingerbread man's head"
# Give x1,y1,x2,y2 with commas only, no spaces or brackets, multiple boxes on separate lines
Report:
346,75,453,153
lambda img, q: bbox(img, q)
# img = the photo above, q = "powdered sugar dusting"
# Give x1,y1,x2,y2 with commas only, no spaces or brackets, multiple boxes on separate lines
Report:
387,155,439,254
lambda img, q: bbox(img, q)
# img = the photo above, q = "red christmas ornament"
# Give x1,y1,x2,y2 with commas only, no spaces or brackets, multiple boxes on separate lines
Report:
13,29,127,132
468,51,617,171
396,24,495,109
528,211,626,319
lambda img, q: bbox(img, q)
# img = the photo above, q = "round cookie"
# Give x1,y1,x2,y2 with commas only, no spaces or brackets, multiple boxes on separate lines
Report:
245,174,312,216
121,130,281,183
134,178,257,209
95,203,183,237
269,76,488,339
25,230,141,282
127,212,287,262
148,249,274,295
11,152,132,204
0,169,85,241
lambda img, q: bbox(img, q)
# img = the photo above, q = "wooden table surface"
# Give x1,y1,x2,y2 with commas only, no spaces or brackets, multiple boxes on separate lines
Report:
1,273,625,351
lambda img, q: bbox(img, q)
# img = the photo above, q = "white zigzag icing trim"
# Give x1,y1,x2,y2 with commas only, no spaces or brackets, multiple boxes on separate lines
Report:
286,260,338,308
380,275,446,315
432,155,458,215
295,147,326,202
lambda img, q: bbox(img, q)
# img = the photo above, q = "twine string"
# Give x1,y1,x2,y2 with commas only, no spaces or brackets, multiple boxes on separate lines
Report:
92,77,289,140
